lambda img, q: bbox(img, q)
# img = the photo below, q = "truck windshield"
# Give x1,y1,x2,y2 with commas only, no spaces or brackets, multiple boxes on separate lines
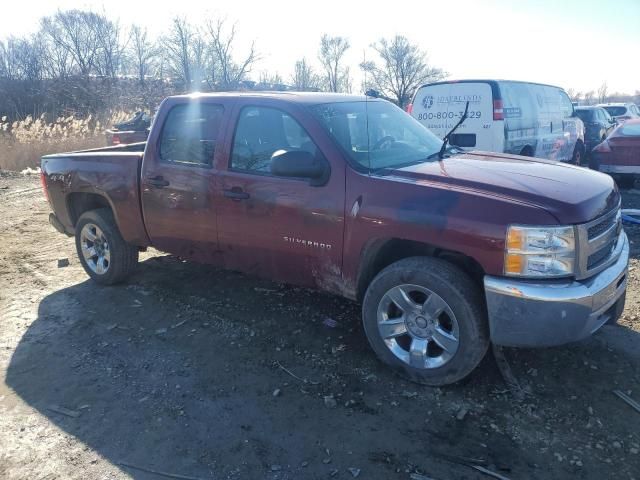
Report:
310,100,444,171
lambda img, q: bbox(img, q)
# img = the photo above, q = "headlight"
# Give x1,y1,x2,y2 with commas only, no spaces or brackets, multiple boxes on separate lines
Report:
505,225,575,278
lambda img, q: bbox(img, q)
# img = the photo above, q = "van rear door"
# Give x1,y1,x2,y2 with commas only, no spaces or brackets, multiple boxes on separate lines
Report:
411,82,498,151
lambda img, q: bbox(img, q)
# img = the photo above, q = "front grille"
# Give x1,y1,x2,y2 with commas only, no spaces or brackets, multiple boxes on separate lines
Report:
575,205,622,279
588,241,615,269
588,215,616,240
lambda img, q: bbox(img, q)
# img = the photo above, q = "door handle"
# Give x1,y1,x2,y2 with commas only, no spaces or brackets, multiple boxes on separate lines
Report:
146,176,170,188
223,188,250,200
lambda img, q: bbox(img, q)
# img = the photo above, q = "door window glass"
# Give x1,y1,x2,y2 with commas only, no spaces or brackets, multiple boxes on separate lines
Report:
159,103,224,166
231,107,318,174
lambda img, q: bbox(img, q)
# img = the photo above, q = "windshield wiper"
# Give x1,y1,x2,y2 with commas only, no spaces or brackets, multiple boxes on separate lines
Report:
438,101,470,159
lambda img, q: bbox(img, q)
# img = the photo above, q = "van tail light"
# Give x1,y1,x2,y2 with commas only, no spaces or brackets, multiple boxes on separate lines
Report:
40,170,49,202
111,134,121,145
594,140,611,153
493,100,504,120
406,103,413,114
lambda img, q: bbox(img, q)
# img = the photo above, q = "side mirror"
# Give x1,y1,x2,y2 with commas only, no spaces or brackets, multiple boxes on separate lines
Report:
270,149,330,186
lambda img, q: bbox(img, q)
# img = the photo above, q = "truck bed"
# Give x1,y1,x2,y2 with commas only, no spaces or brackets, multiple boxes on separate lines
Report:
41,148,150,246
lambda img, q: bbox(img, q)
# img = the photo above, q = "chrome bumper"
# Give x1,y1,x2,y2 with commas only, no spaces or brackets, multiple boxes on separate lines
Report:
484,232,629,347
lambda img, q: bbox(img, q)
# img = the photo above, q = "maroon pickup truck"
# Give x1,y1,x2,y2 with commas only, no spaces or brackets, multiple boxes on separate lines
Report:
41,92,629,385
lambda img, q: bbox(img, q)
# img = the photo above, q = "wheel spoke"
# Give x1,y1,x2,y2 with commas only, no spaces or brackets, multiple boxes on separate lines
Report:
421,293,447,319
432,326,459,353
378,318,408,339
95,256,106,274
409,338,428,368
84,228,97,242
387,286,419,313
81,245,97,261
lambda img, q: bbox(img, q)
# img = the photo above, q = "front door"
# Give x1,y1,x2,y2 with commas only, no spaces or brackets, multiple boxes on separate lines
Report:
215,101,346,289
141,100,230,264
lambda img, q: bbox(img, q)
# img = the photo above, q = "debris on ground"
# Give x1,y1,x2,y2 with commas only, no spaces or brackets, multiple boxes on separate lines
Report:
57,258,69,268
324,396,337,408
322,317,339,328
613,390,640,414
272,388,281,397
119,461,204,480
47,405,80,418
492,345,526,401
348,467,361,477
470,465,512,480
456,407,469,421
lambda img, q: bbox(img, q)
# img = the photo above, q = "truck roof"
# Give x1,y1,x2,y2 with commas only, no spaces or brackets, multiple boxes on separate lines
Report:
168,91,374,105
416,78,565,90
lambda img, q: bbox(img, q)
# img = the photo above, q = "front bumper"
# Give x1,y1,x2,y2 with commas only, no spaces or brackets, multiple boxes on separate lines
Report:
484,232,629,347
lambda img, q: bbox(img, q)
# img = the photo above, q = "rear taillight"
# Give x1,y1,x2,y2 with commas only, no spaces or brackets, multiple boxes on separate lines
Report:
493,99,504,120
112,134,121,145
406,103,413,114
40,170,49,202
594,140,611,153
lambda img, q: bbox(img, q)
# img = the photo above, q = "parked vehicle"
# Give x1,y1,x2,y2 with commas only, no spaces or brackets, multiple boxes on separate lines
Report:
598,103,640,123
105,111,152,146
575,106,617,152
409,80,585,164
591,118,640,188
41,92,628,386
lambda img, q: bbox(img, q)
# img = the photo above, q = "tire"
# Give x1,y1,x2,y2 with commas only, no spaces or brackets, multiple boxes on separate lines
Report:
75,208,138,285
572,141,584,166
519,146,533,157
362,257,489,386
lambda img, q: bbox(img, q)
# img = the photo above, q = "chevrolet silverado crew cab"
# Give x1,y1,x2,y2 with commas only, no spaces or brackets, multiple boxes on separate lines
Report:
41,92,628,386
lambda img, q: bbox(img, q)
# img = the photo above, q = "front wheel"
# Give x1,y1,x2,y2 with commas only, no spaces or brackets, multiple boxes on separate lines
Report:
75,208,138,285
362,257,489,386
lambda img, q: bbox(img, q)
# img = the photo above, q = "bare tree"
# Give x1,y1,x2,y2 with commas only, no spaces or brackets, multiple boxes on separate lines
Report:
291,58,321,91
130,25,157,83
318,35,350,93
94,15,126,78
360,36,445,108
583,90,595,105
41,10,102,77
163,17,197,89
204,18,258,90
0,37,45,81
597,82,609,104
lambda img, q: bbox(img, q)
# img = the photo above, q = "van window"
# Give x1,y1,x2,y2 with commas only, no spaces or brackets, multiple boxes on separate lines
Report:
558,90,574,118
159,103,224,166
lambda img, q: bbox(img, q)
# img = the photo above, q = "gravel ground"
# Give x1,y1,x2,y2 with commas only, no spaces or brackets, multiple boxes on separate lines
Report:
1,172,639,480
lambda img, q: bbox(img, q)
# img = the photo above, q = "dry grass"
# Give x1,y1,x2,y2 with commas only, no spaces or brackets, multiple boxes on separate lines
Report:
0,111,134,171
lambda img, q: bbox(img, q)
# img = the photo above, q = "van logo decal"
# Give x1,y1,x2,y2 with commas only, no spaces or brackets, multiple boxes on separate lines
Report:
422,95,434,109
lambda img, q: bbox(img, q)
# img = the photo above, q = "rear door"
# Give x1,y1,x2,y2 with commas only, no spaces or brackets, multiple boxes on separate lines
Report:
214,99,346,289
141,98,232,264
412,82,496,151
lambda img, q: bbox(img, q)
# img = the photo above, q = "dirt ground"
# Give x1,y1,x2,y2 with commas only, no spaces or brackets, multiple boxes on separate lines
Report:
1,171,639,480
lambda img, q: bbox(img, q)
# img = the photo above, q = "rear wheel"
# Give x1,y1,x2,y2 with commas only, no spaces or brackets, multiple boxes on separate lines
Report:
362,257,489,386
75,208,138,285
519,146,533,157
572,141,585,166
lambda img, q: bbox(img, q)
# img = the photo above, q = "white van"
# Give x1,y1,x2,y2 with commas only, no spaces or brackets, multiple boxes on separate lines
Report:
409,80,585,164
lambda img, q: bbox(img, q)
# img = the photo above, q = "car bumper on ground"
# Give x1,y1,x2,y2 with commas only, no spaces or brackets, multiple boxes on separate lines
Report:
484,232,629,347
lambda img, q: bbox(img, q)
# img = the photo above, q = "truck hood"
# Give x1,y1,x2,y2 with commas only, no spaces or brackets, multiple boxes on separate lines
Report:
389,151,619,224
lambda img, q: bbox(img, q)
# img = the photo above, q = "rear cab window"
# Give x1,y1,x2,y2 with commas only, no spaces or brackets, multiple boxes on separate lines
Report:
159,103,224,166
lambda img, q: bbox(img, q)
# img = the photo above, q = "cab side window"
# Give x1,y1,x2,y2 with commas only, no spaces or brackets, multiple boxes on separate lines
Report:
159,103,224,166
231,106,318,174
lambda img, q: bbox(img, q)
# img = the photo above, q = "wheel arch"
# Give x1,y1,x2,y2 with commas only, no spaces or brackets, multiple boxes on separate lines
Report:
355,237,486,302
66,192,115,229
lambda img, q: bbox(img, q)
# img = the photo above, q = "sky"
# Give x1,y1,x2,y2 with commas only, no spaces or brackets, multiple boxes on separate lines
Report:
1,0,638,94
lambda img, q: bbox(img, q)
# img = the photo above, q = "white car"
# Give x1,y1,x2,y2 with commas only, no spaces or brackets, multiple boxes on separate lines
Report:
598,103,640,123
409,79,586,164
